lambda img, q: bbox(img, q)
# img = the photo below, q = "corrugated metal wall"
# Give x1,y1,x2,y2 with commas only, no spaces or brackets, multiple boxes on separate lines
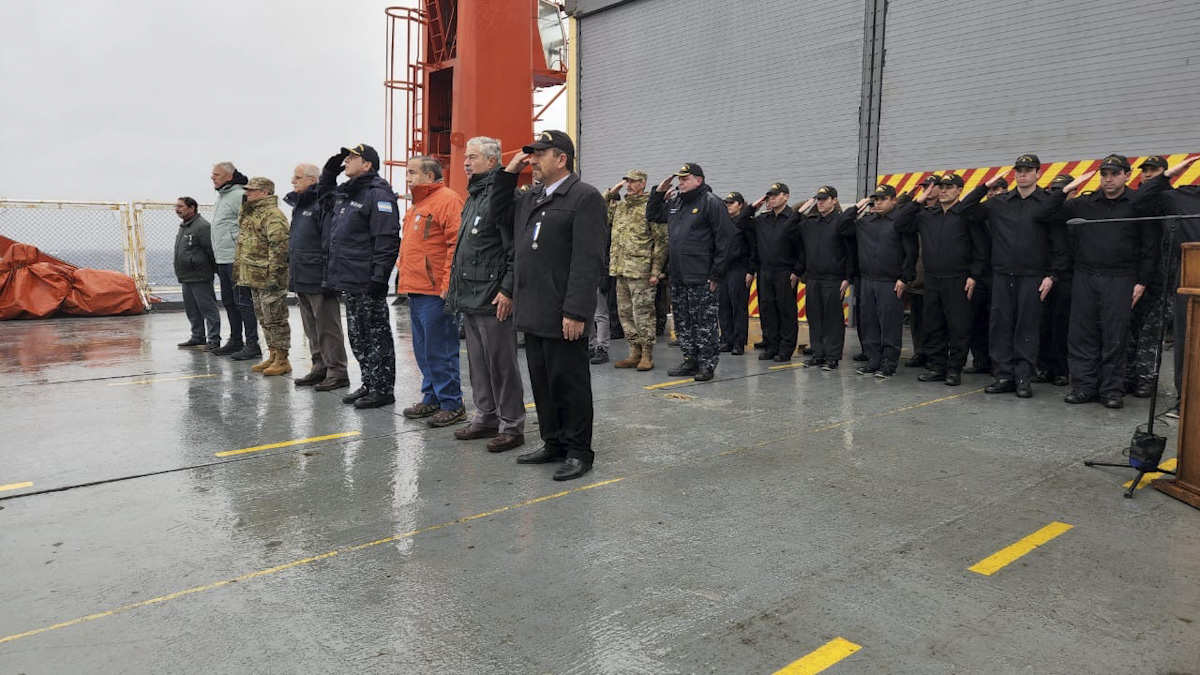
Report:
576,0,1200,196
576,0,866,202
876,0,1200,174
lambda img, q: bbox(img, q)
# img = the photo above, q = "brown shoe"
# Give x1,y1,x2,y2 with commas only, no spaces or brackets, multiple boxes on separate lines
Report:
313,376,350,391
402,402,440,419
454,423,499,440
637,344,654,371
294,370,327,387
427,406,466,427
614,344,642,369
487,433,525,453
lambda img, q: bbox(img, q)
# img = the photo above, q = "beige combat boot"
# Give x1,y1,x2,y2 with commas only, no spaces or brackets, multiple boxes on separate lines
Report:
614,344,642,369
637,344,654,371
251,348,277,372
263,349,292,376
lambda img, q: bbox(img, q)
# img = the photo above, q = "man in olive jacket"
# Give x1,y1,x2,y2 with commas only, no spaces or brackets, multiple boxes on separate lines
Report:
173,196,220,349
491,130,607,481
446,136,526,453
603,168,666,371
235,177,292,376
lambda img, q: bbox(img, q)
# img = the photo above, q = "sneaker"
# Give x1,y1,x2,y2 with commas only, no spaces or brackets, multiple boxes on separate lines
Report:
855,365,878,375
1165,402,1181,419
229,342,263,361
402,402,440,419
427,406,466,427
803,357,824,367
205,339,221,351
177,337,208,349
589,348,609,365
820,361,838,371
211,338,243,356
874,368,895,379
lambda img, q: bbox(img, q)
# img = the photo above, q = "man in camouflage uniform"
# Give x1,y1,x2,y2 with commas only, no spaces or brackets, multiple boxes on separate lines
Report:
235,177,292,376
603,169,667,371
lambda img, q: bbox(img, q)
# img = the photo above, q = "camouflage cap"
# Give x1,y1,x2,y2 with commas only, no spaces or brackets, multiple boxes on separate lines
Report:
624,169,648,182
245,176,275,194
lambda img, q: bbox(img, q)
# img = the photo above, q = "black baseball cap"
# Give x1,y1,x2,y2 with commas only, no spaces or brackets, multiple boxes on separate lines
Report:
1013,154,1041,169
938,173,964,187
813,185,837,199
1140,155,1168,170
921,174,942,187
1048,174,1074,189
343,143,381,169
522,130,575,157
723,191,745,204
871,184,897,199
1099,154,1132,172
674,163,704,178
765,182,790,195
991,177,1009,189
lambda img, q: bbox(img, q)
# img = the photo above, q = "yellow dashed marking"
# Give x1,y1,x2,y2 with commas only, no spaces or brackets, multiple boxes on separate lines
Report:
969,522,1073,576
774,637,862,674
215,432,361,457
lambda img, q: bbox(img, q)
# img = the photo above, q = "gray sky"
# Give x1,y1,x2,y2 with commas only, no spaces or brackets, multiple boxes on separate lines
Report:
0,0,565,204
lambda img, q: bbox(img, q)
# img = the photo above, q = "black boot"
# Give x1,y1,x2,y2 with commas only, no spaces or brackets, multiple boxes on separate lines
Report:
229,341,263,361
211,338,244,356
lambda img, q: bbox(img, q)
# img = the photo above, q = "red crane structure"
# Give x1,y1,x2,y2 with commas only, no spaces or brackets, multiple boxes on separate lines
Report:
385,1,568,196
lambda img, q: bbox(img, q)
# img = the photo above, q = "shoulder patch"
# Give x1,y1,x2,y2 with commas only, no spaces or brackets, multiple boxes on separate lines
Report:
377,201,394,212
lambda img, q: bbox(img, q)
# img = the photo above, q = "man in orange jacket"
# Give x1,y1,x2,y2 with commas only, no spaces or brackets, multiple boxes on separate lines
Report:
397,155,467,427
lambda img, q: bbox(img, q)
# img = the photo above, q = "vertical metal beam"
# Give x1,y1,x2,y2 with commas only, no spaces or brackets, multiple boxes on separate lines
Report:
857,0,887,198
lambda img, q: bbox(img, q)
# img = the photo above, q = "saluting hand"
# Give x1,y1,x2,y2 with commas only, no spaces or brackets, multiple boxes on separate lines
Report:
493,291,512,321
752,195,767,209
1166,154,1200,179
610,179,627,194
1132,284,1146,308
797,197,816,214
1039,276,1054,301
656,175,675,193
1064,170,1096,195
855,197,871,211
504,151,530,173
985,169,1012,188
965,277,976,300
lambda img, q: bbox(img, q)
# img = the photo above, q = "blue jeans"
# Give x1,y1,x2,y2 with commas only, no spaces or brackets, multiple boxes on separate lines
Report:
408,294,463,410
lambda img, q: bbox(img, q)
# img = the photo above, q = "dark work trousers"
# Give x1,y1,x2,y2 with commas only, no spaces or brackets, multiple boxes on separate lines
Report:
859,278,904,371
655,282,670,336
1037,272,1072,379
1174,290,1188,397
851,278,865,355
908,291,925,360
1124,283,1165,389
757,269,798,357
1068,272,1136,398
989,274,1042,383
524,333,593,463
345,293,396,395
922,275,974,374
718,268,750,349
463,312,525,434
969,278,992,370
217,263,258,343
297,291,348,379
181,279,221,341
805,279,845,363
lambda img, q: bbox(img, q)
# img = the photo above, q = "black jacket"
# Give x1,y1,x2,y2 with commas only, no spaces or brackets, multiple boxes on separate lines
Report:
325,171,401,294
796,209,855,282
961,184,1066,277
284,184,333,295
646,183,735,284
748,206,802,274
1047,186,1160,285
491,170,608,338
173,214,216,283
725,205,756,272
894,200,990,280
837,206,917,283
447,169,515,314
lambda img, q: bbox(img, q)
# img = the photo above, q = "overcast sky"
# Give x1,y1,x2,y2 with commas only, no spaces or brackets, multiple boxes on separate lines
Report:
0,0,565,204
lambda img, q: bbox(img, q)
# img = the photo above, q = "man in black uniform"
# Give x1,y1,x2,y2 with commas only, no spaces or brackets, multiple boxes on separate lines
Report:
720,192,754,355
647,163,735,381
905,175,942,369
1035,174,1075,387
960,154,1065,398
837,185,917,378
748,182,803,362
1052,155,1160,408
491,131,607,481
895,173,989,386
965,177,1008,375
796,186,852,370
1123,156,1171,397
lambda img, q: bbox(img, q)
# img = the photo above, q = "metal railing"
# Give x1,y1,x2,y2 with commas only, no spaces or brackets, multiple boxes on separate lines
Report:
0,199,215,304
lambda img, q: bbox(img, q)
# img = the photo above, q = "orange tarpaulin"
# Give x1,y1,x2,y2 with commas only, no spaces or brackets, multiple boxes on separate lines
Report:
0,237,145,319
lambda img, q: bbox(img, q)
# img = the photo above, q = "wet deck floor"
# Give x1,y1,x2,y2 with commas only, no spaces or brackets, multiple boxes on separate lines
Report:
1,308,1198,674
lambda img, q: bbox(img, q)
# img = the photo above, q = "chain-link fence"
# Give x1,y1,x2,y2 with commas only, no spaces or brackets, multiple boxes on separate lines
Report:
0,199,215,304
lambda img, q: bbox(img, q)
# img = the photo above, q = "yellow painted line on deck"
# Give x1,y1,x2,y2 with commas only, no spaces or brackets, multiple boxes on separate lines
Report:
1122,458,1178,490
969,521,1073,576
525,402,536,409
108,374,218,386
215,431,361,457
876,388,985,416
774,637,862,674
0,477,624,646
0,481,34,493
768,362,807,371
644,378,696,390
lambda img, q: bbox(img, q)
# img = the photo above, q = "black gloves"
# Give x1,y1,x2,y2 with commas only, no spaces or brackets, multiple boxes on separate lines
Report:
323,149,349,175
368,281,388,299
